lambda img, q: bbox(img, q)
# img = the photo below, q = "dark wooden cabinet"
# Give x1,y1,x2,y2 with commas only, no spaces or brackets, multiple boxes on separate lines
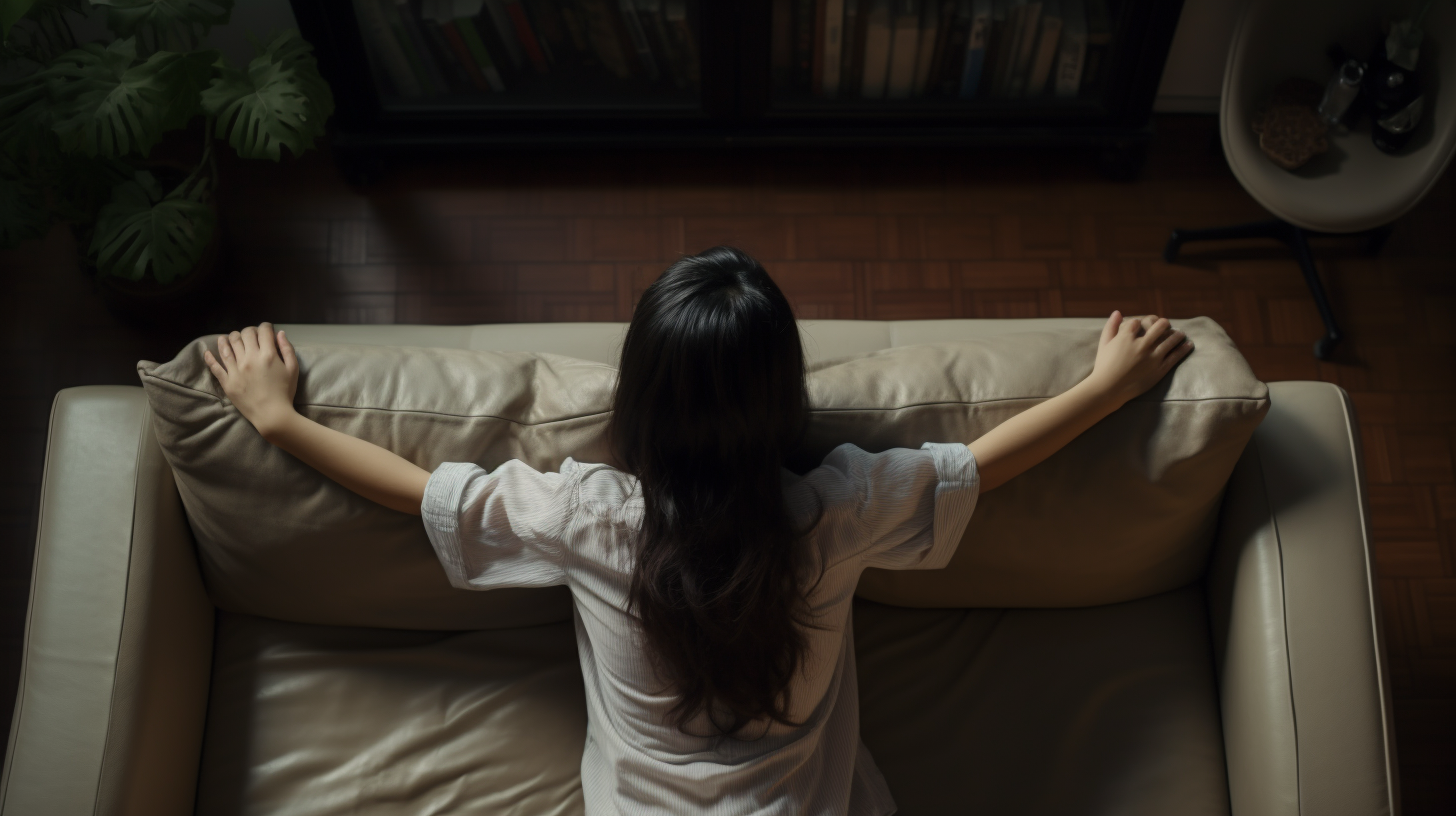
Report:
290,0,1186,177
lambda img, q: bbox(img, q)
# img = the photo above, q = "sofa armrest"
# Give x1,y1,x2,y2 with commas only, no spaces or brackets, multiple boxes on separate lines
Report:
1207,380,1399,816
2,386,215,816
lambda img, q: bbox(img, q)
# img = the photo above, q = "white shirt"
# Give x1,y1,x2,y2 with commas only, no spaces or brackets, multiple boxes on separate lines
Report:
421,441,980,816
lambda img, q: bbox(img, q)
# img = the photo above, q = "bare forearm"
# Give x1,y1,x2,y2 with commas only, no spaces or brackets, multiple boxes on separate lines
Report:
968,377,1123,492
262,411,432,516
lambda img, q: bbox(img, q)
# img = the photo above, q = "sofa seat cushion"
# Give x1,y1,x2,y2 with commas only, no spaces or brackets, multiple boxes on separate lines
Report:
195,612,588,816
856,584,1230,816
195,587,1226,816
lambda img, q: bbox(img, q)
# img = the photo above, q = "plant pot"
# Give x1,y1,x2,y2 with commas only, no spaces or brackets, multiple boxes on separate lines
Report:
77,158,228,329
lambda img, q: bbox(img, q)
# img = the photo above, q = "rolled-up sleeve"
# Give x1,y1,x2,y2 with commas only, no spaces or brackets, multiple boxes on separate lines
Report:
421,459,578,590
806,442,979,571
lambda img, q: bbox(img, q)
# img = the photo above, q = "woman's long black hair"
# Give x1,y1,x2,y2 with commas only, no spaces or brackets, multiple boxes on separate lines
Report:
611,246,821,737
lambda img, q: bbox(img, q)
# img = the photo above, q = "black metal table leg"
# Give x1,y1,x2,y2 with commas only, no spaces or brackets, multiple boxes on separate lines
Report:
1285,227,1343,360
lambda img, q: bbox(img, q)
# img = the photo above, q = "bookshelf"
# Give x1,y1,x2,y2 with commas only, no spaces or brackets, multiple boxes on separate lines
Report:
289,0,1186,180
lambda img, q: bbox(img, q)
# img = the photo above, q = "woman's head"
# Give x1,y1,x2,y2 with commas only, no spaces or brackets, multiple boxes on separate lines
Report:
610,246,818,736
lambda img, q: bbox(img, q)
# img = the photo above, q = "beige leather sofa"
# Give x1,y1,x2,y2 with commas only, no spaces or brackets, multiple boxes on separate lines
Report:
2,319,1399,816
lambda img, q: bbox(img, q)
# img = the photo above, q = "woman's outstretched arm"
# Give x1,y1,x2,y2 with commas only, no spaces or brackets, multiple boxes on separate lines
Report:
968,311,1193,493
203,323,431,516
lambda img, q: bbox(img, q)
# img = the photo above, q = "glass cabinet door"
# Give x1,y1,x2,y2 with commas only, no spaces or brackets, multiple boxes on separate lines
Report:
768,0,1121,112
351,0,703,111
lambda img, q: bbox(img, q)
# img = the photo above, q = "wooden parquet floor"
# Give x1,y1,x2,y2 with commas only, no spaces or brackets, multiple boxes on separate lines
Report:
1,113,1452,811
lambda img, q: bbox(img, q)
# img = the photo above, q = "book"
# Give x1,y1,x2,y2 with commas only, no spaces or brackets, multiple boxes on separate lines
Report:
923,0,958,96
885,0,919,99
576,0,635,78
958,0,991,98
840,0,864,97
385,0,450,95
504,0,551,73
823,0,846,97
1024,0,1061,96
792,0,815,93
558,0,594,55
418,5,481,93
773,0,793,85
617,0,659,80
1005,0,1042,97
1053,0,1085,97
860,0,892,98
525,0,576,67
637,0,682,88
811,0,826,94
912,0,945,96
354,0,426,97
1080,0,1109,94
433,19,494,91
482,0,525,69
453,18,508,90
664,0,700,88
988,0,1018,95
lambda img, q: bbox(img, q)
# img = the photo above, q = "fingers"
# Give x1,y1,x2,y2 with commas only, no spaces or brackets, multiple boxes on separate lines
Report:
259,322,278,357
241,326,259,353
228,331,244,361
1101,311,1121,346
1118,316,1142,338
1141,317,1172,346
203,349,226,382
1153,327,1186,358
277,329,298,372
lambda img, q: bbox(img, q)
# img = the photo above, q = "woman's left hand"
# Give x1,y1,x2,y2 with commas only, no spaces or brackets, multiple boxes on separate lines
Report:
204,323,300,438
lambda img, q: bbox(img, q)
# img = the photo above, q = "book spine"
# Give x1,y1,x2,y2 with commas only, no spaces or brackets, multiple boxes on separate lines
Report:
664,0,700,88
958,0,990,98
454,17,508,90
483,0,526,69
860,0,892,98
811,0,827,96
773,0,794,85
437,22,490,92
793,0,815,93
578,0,634,78
823,0,846,96
912,0,943,96
355,0,426,97
1024,0,1060,96
526,0,573,66
1004,1,1039,96
408,1,462,92
885,0,920,99
641,0,685,89
617,0,660,80
386,0,449,95
1053,0,1085,97
505,0,551,73
934,0,970,97
989,3,1018,96
839,0,861,96
420,15,474,91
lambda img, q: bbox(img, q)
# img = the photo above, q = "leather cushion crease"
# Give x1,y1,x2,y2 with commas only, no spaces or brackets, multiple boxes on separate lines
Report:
136,316,1268,628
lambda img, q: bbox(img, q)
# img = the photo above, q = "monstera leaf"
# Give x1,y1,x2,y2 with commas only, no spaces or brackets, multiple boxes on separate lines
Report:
91,0,231,46
0,76,51,155
201,29,333,161
0,174,48,249
44,38,215,158
90,169,214,282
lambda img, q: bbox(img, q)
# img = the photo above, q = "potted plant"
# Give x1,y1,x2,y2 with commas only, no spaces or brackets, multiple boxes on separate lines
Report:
0,0,334,318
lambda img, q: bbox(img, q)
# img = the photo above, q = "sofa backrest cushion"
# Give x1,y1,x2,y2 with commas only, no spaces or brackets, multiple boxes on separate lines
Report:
138,317,1267,628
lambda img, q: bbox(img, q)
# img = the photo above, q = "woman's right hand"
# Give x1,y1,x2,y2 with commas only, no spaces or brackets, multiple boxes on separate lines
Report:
1087,311,1194,407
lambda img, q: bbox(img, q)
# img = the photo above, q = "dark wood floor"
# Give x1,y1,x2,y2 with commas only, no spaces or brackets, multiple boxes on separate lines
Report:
2,114,1452,812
